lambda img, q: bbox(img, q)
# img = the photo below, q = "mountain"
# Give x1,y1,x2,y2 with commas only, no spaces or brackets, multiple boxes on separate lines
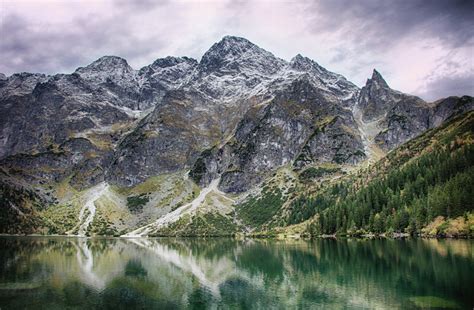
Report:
0,36,472,237
357,70,473,151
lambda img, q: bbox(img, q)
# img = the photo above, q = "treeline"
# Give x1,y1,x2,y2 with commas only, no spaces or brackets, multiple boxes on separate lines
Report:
289,139,474,236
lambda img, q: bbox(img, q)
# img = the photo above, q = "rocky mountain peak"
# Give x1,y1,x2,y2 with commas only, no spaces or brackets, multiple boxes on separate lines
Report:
138,56,197,84
203,35,257,59
137,56,198,106
357,69,398,121
0,72,49,99
74,55,138,93
286,54,358,102
77,56,132,73
148,56,198,70
289,54,320,72
199,36,284,75
366,69,389,89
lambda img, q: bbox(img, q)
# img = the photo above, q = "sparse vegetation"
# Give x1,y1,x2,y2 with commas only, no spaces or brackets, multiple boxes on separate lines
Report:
39,203,80,234
237,187,285,228
153,212,237,236
89,209,118,236
127,194,150,213
299,166,340,181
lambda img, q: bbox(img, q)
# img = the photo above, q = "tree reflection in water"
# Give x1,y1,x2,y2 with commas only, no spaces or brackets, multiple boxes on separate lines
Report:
0,237,472,309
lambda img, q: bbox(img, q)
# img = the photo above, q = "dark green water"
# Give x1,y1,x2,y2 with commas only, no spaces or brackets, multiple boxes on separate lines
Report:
0,237,472,309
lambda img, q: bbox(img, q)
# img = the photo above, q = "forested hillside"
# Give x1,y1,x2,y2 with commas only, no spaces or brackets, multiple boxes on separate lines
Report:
291,111,474,237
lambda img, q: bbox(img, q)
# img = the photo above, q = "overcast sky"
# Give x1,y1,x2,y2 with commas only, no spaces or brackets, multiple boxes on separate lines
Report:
1,0,472,101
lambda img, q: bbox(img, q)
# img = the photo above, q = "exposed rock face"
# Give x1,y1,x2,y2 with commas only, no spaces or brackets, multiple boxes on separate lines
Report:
356,70,473,151
106,90,220,186
199,36,285,77
375,95,474,150
432,96,474,127
288,54,358,105
109,37,368,188
0,73,131,158
0,137,108,190
373,99,432,150
294,116,365,168
0,36,472,195
189,77,365,193
138,56,198,108
357,69,402,121
75,56,144,110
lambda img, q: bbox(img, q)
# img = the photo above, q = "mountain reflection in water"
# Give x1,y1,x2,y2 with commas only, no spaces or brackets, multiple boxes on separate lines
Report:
0,237,472,309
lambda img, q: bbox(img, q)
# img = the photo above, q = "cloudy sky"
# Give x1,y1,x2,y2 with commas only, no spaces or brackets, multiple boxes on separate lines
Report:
1,0,472,101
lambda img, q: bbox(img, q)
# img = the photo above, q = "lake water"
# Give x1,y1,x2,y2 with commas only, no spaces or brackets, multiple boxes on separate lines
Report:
0,237,472,309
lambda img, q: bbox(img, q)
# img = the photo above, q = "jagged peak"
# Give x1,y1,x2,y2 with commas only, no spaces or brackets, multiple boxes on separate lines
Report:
199,35,275,72
11,72,47,78
289,54,322,72
203,35,259,58
149,56,197,69
288,54,359,92
290,54,309,63
76,56,132,73
136,56,198,81
367,69,389,88
220,35,253,44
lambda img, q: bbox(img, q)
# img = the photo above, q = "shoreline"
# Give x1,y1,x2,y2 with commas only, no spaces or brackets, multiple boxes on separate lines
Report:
0,233,471,240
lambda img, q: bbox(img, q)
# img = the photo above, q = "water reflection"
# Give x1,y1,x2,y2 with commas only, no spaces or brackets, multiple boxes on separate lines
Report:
0,237,472,309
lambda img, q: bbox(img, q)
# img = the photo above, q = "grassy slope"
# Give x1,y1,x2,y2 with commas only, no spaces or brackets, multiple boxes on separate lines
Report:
0,171,199,236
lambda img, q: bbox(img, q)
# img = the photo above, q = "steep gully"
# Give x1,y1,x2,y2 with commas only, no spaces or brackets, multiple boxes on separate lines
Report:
351,103,384,165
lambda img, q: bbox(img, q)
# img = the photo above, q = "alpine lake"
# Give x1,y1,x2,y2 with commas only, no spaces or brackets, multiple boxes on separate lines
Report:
0,236,472,309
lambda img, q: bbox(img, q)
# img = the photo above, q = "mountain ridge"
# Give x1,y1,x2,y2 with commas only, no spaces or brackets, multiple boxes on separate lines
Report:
0,36,472,236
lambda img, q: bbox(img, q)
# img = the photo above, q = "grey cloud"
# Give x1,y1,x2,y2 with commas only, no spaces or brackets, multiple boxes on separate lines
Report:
0,9,168,75
0,14,84,74
329,48,349,63
114,0,167,11
416,73,474,101
345,57,384,83
308,0,474,51
0,0,471,101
